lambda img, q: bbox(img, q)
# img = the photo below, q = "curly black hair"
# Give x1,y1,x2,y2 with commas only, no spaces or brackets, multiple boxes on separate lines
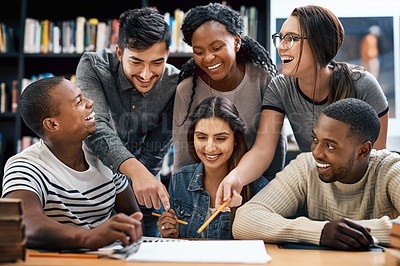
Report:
177,3,278,126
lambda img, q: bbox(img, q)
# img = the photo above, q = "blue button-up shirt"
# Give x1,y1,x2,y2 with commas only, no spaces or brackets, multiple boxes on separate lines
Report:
169,163,269,239
75,49,179,175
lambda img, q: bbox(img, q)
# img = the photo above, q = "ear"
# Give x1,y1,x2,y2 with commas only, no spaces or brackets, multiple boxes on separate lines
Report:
166,47,170,58
234,34,241,52
42,118,59,133
357,141,372,160
116,45,123,62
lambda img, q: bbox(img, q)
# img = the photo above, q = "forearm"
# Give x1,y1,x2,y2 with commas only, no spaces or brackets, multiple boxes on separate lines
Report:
25,214,87,250
353,216,394,244
233,203,327,245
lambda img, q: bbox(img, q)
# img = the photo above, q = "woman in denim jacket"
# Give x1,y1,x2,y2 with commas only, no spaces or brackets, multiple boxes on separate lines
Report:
157,97,268,239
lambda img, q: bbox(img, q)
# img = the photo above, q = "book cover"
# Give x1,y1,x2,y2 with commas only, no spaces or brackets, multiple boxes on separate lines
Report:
0,198,23,218
96,21,107,51
88,18,98,52
0,242,26,262
0,219,25,243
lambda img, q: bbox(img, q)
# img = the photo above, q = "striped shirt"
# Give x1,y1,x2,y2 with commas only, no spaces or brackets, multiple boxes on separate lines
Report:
2,140,128,229
233,149,400,244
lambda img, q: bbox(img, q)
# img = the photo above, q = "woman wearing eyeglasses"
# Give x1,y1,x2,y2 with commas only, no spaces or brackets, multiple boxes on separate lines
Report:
216,5,389,209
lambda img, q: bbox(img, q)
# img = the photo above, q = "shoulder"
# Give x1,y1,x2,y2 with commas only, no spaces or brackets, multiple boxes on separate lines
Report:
78,49,119,72
369,149,400,168
268,74,295,89
163,63,180,82
173,163,199,176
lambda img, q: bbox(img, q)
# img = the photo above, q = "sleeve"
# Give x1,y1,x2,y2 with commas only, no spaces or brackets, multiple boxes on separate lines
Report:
172,79,195,173
75,53,134,173
356,71,389,117
2,159,46,205
261,75,288,114
135,96,174,176
232,153,327,245
113,173,129,194
353,158,400,244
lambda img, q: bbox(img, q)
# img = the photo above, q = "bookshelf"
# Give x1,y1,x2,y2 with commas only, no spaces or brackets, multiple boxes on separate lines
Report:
0,0,271,178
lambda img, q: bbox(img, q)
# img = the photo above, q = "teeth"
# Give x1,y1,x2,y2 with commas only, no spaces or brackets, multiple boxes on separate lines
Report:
140,79,151,82
205,154,218,159
85,111,95,121
316,161,330,168
281,56,294,63
207,63,222,70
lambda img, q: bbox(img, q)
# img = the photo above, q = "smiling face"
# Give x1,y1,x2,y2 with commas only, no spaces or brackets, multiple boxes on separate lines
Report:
191,21,240,83
193,117,235,173
50,80,96,141
311,114,365,184
277,15,314,78
117,42,169,93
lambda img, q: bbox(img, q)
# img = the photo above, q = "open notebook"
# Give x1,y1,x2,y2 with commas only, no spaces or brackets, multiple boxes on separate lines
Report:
125,239,271,264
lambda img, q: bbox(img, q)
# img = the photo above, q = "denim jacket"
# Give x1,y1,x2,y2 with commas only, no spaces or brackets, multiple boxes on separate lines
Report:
168,163,269,239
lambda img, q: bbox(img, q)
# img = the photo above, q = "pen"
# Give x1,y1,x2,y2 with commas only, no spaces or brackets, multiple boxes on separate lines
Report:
151,212,188,225
30,253,99,259
197,199,231,234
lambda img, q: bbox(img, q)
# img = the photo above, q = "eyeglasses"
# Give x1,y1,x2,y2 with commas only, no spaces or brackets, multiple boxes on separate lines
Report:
271,33,307,49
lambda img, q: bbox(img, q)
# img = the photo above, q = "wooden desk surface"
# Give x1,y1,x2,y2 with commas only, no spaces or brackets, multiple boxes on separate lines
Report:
1,244,386,266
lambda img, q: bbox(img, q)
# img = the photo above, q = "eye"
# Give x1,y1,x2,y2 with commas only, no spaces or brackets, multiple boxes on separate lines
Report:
153,61,163,65
326,143,335,150
216,137,227,141
212,45,223,51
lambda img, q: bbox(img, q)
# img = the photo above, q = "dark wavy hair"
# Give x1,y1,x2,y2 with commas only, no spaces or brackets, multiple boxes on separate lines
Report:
291,5,362,104
118,7,171,51
178,2,278,126
20,77,64,137
322,98,380,145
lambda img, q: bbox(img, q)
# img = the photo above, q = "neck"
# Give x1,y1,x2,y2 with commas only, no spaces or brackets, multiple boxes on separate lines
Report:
208,62,245,92
44,139,88,171
203,164,229,208
297,65,332,102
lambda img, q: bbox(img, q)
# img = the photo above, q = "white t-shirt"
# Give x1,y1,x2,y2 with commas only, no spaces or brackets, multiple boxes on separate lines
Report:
2,140,128,229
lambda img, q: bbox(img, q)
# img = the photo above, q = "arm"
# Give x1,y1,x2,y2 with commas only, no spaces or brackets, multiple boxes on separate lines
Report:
76,54,170,210
5,190,142,250
216,109,284,207
232,156,328,245
373,112,388,150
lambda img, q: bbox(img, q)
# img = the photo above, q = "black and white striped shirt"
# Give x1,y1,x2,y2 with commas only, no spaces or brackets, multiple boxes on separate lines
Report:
2,140,128,229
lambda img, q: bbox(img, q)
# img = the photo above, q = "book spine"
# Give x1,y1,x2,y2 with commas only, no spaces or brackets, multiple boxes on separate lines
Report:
11,80,18,113
0,82,6,113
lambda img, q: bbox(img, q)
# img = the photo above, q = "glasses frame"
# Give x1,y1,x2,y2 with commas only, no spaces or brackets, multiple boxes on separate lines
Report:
271,33,307,49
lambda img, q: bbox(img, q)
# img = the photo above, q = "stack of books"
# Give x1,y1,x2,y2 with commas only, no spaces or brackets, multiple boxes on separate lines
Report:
0,198,26,262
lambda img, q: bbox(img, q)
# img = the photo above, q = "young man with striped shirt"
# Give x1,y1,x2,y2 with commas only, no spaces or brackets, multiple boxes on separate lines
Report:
2,77,143,250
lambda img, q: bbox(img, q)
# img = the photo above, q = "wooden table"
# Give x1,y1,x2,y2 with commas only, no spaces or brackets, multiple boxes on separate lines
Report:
1,244,386,266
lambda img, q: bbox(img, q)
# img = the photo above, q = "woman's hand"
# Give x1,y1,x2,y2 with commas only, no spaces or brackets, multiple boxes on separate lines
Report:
157,209,179,238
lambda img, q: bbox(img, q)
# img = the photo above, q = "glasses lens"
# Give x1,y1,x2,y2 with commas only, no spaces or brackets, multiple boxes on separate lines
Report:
283,35,294,49
272,34,281,48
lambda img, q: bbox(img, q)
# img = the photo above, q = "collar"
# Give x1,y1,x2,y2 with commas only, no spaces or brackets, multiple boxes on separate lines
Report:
187,162,205,192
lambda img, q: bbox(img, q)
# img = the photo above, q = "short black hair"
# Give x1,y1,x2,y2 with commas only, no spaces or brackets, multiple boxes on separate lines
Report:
118,7,171,51
322,98,380,145
19,77,64,137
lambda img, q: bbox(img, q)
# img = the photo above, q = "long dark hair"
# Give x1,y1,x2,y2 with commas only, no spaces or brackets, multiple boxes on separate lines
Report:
178,2,277,126
291,5,362,104
186,97,253,237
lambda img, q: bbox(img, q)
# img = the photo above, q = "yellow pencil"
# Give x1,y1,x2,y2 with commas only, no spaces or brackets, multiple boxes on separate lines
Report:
30,253,99,259
197,199,231,233
151,212,188,225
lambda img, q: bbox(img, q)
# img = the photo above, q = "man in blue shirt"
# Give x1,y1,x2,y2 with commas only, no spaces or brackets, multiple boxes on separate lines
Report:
75,7,179,236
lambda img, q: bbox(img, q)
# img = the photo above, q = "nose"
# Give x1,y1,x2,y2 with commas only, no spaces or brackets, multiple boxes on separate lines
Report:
311,142,324,160
205,51,216,63
205,138,216,152
85,97,94,108
140,64,152,80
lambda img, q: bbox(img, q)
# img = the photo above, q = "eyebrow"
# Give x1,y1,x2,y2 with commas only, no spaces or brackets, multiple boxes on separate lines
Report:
193,40,223,49
194,131,230,136
129,56,165,62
